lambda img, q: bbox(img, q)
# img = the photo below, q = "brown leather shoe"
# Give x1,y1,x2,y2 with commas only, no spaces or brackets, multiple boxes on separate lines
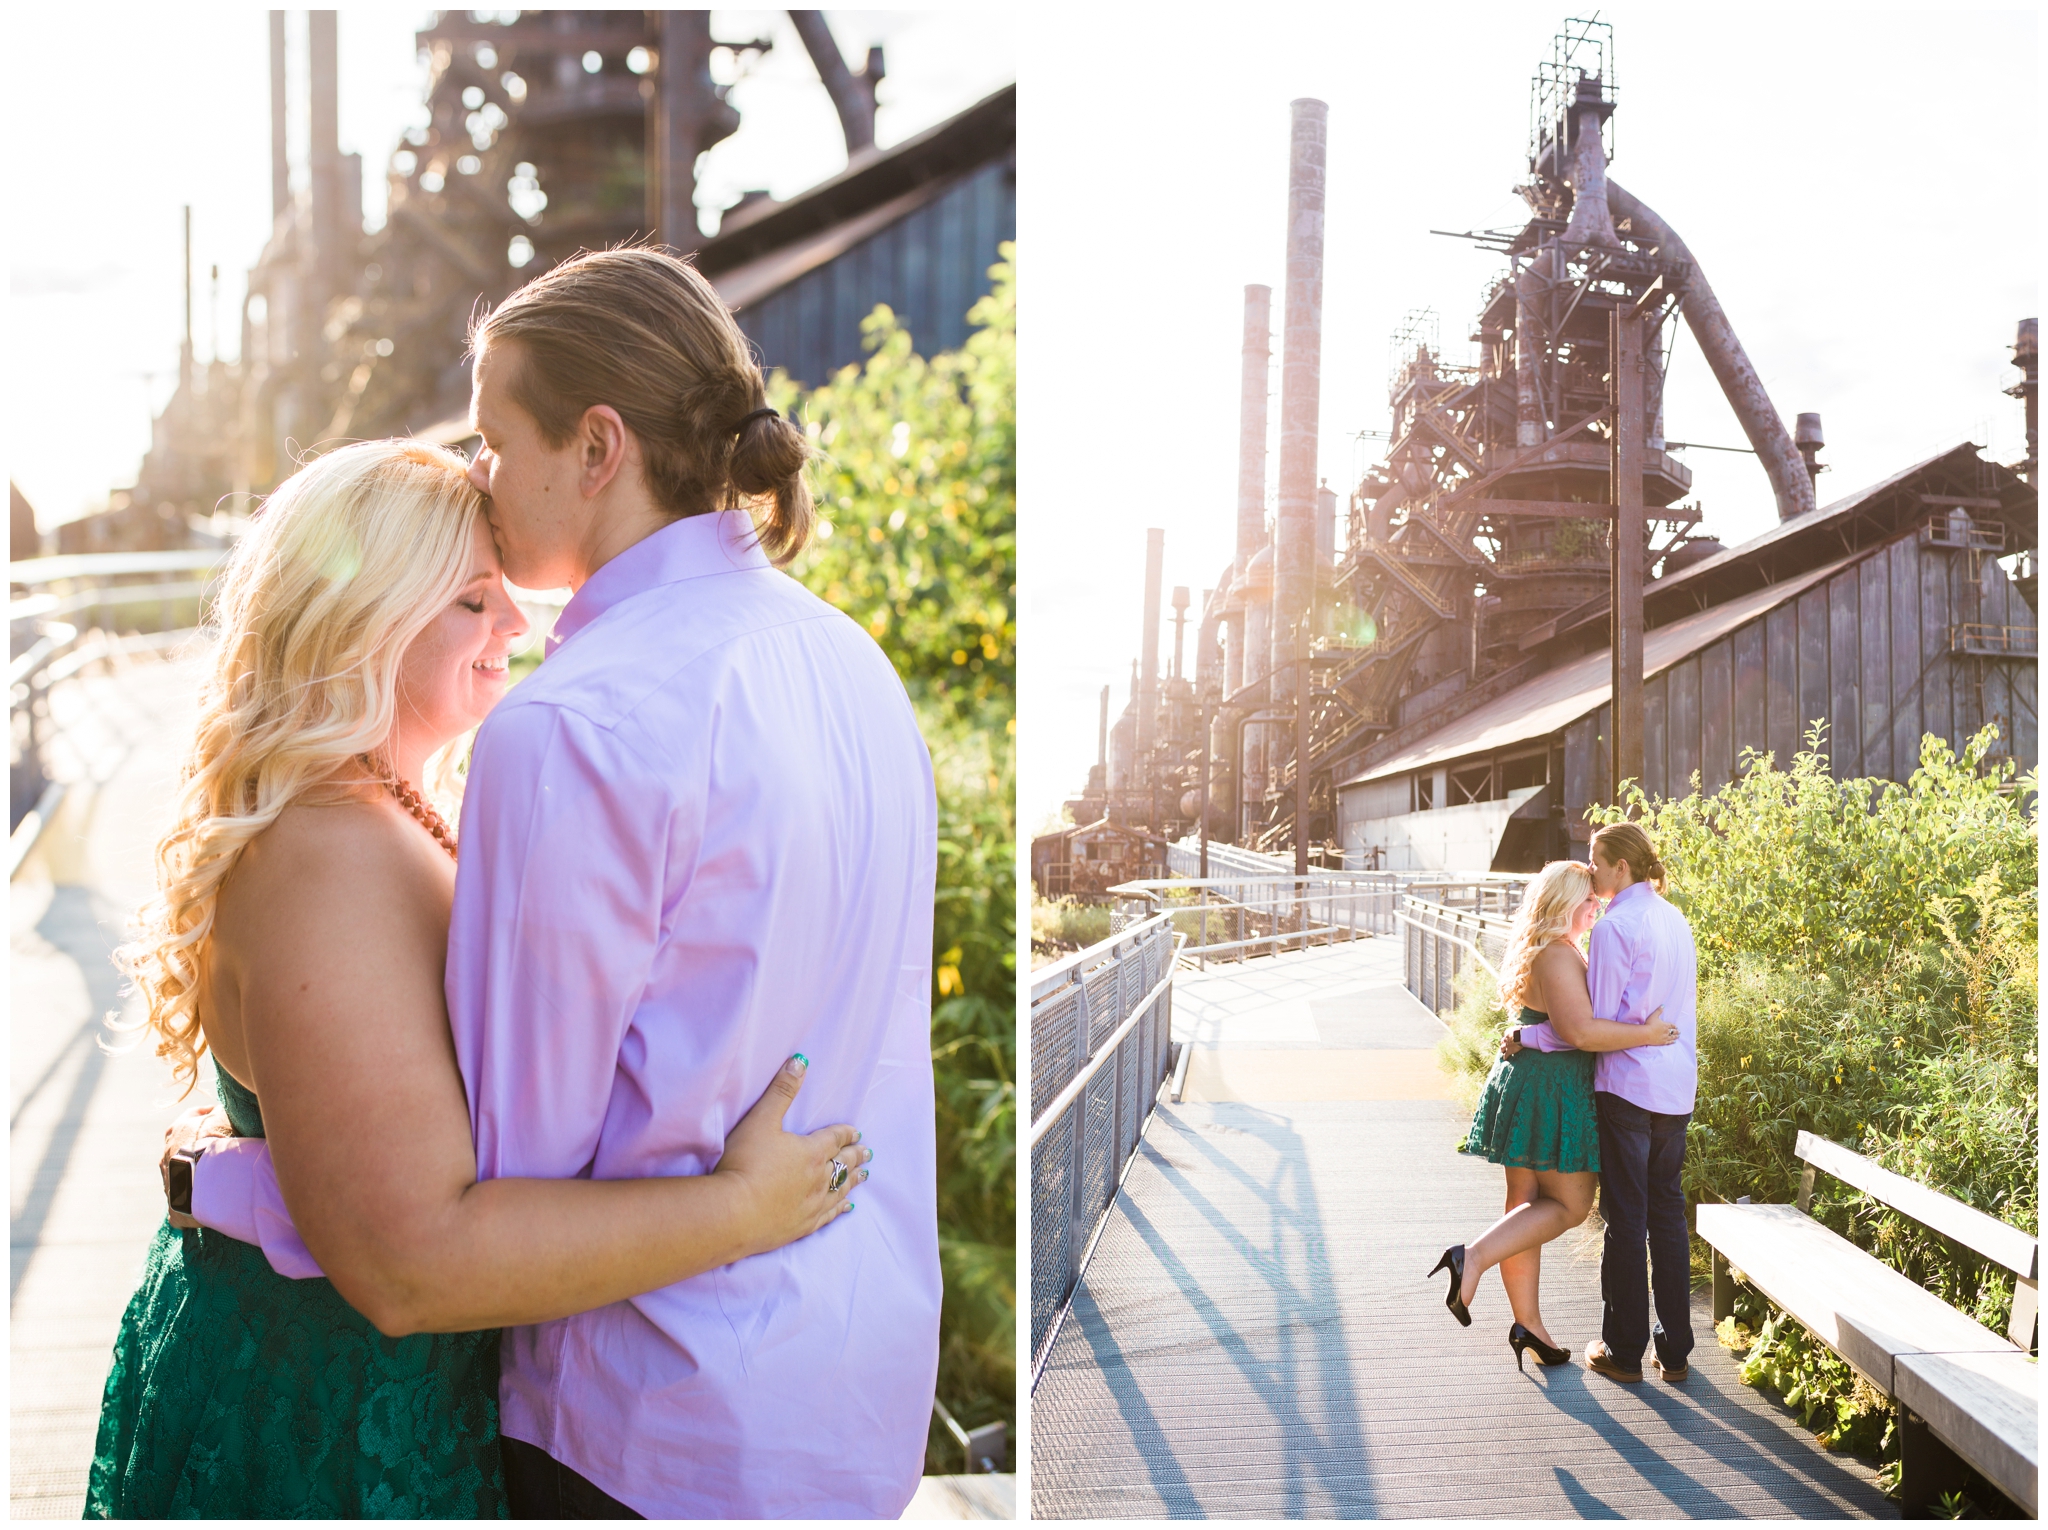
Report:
1585,1341,1643,1383
1652,1355,1689,1384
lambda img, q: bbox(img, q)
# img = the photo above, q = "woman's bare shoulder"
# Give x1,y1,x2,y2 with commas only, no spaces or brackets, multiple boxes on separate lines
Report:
222,798,446,940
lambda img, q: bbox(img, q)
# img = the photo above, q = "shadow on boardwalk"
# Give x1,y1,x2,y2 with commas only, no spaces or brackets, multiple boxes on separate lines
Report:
1030,940,1897,1520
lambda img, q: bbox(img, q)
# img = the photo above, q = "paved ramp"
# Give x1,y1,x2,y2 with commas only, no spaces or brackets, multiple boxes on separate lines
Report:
1030,938,1896,1519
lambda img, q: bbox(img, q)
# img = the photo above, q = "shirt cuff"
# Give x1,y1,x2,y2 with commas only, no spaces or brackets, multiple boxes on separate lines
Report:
190,1138,326,1280
1519,1022,1569,1052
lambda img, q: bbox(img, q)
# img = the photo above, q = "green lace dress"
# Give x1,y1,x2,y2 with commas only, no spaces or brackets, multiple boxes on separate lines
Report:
1462,1006,1601,1172
84,1065,506,1519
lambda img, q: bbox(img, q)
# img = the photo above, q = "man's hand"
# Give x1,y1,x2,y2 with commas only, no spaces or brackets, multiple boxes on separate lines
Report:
1499,1028,1524,1059
714,1056,872,1260
161,1102,236,1229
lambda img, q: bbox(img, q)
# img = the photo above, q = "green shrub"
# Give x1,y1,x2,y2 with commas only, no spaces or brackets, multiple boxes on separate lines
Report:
775,250,1017,1473
1030,896,1112,961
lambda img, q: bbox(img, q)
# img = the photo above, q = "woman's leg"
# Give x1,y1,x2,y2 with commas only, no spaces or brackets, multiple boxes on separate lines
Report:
1496,1169,1546,1337
1461,1170,1598,1319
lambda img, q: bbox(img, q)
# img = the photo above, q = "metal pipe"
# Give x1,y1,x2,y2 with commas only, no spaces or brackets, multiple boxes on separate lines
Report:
1273,99,1327,873
790,13,879,156
1606,179,1815,521
1096,684,1109,771
269,12,289,225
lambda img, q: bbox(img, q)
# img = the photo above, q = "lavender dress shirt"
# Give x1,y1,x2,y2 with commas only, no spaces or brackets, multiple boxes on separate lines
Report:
191,511,942,1517
1515,881,1699,1114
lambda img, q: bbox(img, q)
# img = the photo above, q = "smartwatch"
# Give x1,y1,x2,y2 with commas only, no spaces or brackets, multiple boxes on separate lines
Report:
163,1145,206,1226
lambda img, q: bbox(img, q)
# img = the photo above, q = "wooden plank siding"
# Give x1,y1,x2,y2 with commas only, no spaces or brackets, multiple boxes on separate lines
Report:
1859,550,1891,782
1889,535,1924,778
1643,670,1668,800
1701,638,1734,794
1920,538,1954,758
1669,655,1701,793
1766,602,1799,768
734,156,1016,386
1828,565,1862,779
1733,621,1767,776
1798,587,1832,749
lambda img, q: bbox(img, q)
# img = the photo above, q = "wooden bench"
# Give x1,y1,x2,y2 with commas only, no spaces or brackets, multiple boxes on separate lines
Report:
1697,1130,2037,1518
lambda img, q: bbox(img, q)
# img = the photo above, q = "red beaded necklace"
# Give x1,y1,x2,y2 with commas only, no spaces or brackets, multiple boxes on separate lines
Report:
361,756,458,860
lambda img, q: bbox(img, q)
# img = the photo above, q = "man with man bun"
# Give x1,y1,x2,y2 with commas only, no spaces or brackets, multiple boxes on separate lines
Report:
1581,822,1700,1385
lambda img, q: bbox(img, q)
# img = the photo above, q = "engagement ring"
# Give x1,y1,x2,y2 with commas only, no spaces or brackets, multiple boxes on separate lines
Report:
828,1158,849,1192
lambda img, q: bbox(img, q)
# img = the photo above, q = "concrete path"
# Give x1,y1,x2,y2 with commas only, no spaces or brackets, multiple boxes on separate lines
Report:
11,649,214,1519
1030,938,1897,1519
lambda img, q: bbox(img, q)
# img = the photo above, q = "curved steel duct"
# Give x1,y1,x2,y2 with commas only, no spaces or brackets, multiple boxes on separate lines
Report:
1606,179,1815,521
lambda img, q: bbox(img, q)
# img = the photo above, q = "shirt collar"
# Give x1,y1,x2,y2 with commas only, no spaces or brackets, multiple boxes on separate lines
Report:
1607,879,1654,912
545,511,769,656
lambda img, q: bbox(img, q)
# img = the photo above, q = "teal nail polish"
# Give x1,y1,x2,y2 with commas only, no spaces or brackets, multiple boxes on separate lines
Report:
792,1053,808,1069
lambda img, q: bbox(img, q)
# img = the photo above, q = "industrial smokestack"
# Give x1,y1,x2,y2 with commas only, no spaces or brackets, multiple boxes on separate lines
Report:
269,12,289,225
1170,586,1190,681
1606,180,1815,521
1225,284,1272,707
1272,99,1327,868
1137,528,1165,768
1316,482,1336,566
1237,285,1272,577
1097,684,1110,770
309,11,340,292
180,206,194,397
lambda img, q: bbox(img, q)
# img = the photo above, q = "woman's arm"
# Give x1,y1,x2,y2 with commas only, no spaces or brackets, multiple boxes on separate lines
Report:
1528,944,1674,1052
221,813,861,1338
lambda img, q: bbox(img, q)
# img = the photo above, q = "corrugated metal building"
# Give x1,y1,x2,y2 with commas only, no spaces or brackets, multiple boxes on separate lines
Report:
697,85,1014,386
1337,443,2038,872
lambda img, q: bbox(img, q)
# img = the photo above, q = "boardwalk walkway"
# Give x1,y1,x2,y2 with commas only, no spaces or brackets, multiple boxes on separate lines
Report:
12,649,211,1518
1030,938,1897,1519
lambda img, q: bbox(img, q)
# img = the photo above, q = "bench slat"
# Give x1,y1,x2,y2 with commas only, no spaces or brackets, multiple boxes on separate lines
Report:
1797,1131,2038,1279
1893,1348,2039,1517
1696,1204,2014,1389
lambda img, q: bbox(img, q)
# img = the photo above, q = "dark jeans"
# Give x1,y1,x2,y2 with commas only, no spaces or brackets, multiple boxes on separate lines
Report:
1595,1089,1694,1371
502,1436,643,1520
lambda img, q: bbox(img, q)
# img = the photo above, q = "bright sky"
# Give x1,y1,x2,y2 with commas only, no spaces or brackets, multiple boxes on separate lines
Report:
7,7,1013,532
1017,4,2039,836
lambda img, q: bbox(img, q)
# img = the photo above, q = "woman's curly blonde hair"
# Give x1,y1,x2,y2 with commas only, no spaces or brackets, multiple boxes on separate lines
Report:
116,440,485,1094
1496,859,1593,1014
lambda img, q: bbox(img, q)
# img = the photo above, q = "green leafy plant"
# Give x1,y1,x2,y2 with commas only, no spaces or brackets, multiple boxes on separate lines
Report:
1030,896,1112,963
775,250,1017,1473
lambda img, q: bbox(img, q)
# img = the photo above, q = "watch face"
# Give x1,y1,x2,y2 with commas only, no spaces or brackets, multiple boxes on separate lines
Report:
165,1154,195,1216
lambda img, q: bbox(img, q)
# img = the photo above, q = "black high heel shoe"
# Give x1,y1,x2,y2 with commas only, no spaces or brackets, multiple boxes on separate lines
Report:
1509,1321,1572,1371
1428,1245,1472,1327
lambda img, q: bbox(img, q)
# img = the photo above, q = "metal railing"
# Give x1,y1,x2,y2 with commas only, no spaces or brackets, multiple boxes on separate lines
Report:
11,548,226,853
1108,873,1402,965
1028,914,1180,1377
1400,895,1518,1015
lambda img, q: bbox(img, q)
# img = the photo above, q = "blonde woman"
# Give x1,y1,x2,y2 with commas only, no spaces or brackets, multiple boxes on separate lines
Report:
1428,859,1677,1368
87,440,867,1518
